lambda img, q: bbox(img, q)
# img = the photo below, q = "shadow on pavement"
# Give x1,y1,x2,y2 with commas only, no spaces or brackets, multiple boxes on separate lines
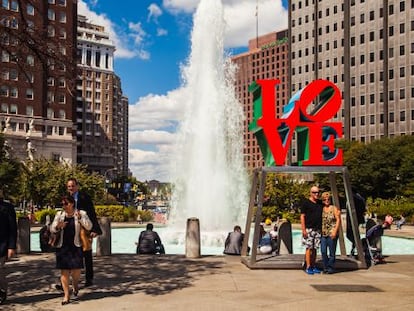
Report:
4,253,224,308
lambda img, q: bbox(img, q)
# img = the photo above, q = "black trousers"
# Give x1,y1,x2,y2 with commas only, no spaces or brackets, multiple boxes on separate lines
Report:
83,250,93,282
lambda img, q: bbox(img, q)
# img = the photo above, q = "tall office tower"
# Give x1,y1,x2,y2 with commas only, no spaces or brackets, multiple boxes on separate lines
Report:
0,0,77,163
289,0,414,143
232,30,289,171
76,15,128,176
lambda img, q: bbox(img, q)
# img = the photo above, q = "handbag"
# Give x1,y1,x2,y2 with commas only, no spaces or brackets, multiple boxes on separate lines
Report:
80,226,92,251
48,231,61,248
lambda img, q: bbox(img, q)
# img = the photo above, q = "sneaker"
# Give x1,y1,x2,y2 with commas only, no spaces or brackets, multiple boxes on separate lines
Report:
327,269,335,274
312,267,322,274
0,289,6,305
305,268,314,275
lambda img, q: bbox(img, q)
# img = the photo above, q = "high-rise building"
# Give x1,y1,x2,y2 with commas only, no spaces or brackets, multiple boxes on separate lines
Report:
231,30,289,171
76,15,129,176
289,0,414,142
0,0,77,163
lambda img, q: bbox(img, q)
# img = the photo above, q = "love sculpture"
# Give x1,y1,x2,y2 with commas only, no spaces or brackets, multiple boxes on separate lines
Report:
248,79,343,166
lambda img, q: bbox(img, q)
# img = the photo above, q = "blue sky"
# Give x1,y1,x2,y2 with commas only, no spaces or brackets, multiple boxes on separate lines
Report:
79,0,288,181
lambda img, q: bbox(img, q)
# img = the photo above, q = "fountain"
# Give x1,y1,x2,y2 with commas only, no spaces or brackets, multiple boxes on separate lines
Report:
167,0,249,248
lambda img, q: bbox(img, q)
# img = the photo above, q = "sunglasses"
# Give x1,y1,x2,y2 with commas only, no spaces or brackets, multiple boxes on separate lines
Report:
312,191,320,194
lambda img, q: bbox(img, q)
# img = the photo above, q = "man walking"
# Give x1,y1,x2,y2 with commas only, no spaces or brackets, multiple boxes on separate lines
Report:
0,191,17,304
67,178,102,287
301,186,323,275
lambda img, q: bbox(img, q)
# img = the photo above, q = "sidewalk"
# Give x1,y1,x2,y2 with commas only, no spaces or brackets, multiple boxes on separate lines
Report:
3,252,414,311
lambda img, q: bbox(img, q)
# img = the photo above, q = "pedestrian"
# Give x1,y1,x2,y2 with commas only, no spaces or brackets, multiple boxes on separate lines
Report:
320,192,341,274
223,225,245,255
67,178,102,287
50,195,92,305
300,186,323,275
136,223,164,254
0,191,17,305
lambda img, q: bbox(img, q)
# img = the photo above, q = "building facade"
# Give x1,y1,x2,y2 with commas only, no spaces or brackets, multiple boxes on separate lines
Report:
0,0,77,163
231,30,289,171
76,15,129,176
289,0,414,142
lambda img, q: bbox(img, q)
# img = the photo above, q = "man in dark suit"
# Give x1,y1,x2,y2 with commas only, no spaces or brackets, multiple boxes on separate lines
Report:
67,178,102,287
0,191,17,304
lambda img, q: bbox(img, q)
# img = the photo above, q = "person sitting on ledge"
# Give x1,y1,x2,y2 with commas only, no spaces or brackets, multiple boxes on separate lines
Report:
136,223,165,254
224,225,246,255
396,215,406,230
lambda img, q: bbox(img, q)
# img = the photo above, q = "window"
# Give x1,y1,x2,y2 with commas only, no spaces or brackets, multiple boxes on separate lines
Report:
400,89,405,99
1,103,8,112
389,112,394,122
47,25,55,37
9,69,17,80
370,115,375,124
27,4,34,15
10,0,18,11
26,106,33,116
57,0,66,5
0,85,8,96
47,108,54,119
59,28,66,39
400,67,405,77
57,93,65,104
400,111,405,121
26,88,33,100
10,104,17,114
58,77,65,87
59,109,66,119
47,91,54,103
27,55,34,66
400,23,405,34
2,0,9,9
48,9,55,21
9,86,17,97
59,11,66,23
360,116,365,126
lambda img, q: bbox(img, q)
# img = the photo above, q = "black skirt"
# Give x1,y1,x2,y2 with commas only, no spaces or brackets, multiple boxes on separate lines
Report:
55,217,84,270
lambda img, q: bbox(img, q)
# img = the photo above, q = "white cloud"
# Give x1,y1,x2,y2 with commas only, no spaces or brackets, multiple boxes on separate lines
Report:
163,0,288,48
148,3,163,23
129,130,175,145
78,0,150,60
157,28,168,36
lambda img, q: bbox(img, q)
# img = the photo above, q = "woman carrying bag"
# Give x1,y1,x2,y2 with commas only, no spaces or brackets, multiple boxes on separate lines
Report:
50,195,92,305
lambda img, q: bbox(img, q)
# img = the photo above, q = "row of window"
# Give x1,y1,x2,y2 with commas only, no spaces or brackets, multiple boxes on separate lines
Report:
351,110,414,126
1,103,67,120
292,0,412,13
0,86,33,99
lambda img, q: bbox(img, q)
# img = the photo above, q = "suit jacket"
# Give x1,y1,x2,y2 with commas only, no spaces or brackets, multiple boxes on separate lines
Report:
0,199,17,257
75,191,102,235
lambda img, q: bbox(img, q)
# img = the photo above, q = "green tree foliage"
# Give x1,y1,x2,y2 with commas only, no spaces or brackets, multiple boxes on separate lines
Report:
20,158,105,207
342,136,414,199
262,173,310,221
0,134,21,201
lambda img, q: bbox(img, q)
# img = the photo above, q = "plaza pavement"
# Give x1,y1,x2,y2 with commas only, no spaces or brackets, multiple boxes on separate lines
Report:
3,224,414,311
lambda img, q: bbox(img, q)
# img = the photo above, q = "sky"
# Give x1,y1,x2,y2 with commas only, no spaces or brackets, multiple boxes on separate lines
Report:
79,0,288,182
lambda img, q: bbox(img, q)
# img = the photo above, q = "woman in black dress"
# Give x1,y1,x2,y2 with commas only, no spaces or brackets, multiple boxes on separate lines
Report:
50,195,92,305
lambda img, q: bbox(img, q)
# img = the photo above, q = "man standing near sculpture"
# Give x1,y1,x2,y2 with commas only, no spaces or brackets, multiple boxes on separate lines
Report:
0,190,17,304
67,178,102,287
301,186,323,275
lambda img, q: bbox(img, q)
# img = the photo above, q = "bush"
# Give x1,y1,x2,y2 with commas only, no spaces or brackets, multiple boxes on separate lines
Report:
95,205,127,222
366,197,414,224
34,209,57,224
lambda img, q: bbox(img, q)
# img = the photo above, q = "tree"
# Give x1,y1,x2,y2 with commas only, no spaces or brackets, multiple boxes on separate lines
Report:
0,133,21,200
20,158,105,207
0,0,76,91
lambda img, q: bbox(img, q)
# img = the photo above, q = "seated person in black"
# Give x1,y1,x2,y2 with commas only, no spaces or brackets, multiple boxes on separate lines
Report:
136,223,164,254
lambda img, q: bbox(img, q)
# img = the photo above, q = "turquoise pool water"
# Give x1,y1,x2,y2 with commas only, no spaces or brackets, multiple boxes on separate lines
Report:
31,227,414,255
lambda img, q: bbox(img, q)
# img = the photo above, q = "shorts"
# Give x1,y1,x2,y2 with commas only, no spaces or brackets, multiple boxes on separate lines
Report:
302,228,321,249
